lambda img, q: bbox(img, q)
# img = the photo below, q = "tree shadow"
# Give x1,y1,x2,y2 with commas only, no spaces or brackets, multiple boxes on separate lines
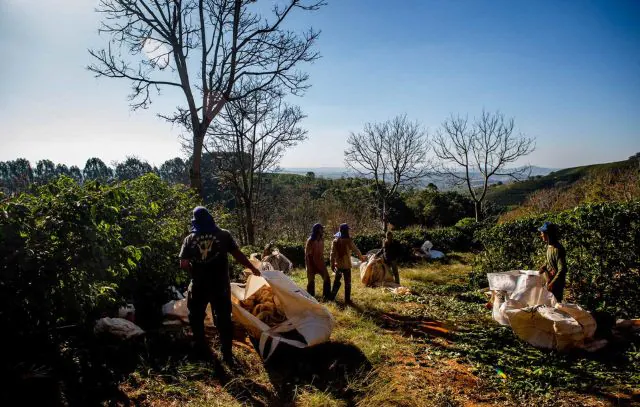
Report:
348,302,453,342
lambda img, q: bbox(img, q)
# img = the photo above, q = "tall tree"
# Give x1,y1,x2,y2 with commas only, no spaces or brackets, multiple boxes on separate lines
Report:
114,157,154,181
68,166,84,183
207,89,306,244
89,0,323,196
344,115,430,231
159,157,189,185
8,159,33,194
432,110,535,221
83,158,113,182
0,162,10,195
34,160,57,185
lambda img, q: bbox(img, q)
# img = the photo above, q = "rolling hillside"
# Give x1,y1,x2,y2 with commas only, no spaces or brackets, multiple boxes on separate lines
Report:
485,159,636,209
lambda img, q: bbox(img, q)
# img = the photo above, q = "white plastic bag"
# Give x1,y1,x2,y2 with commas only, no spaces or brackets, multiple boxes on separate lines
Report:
555,303,596,338
429,250,445,259
230,271,334,361
162,299,189,323
94,317,145,339
505,305,584,350
489,270,597,351
421,240,433,253
351,256,363,268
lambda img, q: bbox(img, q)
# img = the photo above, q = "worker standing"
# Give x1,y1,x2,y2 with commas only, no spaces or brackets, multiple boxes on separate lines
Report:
330,223,366,305
179,206,260,364
305,223,332,299
538,221,568,302
382,231,401,284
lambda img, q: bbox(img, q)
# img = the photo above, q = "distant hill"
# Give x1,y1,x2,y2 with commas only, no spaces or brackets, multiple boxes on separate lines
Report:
277,166,556,189
485,159,636,209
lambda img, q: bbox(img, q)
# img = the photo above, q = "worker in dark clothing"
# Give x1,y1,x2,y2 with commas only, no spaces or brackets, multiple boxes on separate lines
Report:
179,206,260,364
382,231,401,284
305,223,332,299
538,221,568,302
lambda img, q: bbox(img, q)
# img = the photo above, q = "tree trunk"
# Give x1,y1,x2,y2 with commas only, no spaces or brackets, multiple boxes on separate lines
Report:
474,201,481,222
382,199,388,232
245,201,255,245
190,132,205,198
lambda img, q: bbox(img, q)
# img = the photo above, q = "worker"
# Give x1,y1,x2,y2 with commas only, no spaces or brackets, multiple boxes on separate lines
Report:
179,206,260,365
382,231,401,284
305,223,331,299
538,221,568,302
330,223,366,305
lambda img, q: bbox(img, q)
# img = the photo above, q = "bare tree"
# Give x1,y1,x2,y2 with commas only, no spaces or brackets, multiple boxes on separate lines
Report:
345,115,429,231
432,110,535,221
206,89,306,244
88,0,323,196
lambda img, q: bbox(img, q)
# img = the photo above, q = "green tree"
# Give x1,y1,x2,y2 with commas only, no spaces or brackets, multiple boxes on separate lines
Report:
83,158,113,182
159,158,189,185
114,157,154,181
34,159,57,185
8,158,33,193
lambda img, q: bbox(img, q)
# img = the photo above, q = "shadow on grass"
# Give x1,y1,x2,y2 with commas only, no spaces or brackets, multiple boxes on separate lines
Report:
258,340,372,406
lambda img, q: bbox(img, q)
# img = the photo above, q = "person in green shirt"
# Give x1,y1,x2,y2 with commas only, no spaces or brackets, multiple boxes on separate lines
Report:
538,221,567,302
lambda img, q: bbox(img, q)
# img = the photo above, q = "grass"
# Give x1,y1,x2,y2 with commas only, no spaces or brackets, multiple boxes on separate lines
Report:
33,253,638,406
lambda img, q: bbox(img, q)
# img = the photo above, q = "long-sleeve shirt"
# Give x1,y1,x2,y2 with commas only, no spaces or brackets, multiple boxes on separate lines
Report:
305,238,325,272
330,237,363,270
545,244,567,285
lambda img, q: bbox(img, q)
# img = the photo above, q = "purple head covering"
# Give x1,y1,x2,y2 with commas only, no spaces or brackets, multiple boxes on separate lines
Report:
191,206,218,234
310,223,323,240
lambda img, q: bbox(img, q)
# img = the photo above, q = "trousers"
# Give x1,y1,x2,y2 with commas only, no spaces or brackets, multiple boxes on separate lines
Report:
331,268,352,302
187,279,233,357
307,266,332,299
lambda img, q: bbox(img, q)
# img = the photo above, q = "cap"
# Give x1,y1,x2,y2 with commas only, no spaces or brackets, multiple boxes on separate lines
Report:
538,221,553,233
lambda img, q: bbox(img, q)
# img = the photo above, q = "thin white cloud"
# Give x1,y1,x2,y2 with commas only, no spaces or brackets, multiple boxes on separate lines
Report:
142,38,171,70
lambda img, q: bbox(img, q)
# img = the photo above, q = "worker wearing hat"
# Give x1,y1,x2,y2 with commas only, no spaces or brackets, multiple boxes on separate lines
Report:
179,206,260,364
305,223,332,299
538,221,568,302
330,223,366,304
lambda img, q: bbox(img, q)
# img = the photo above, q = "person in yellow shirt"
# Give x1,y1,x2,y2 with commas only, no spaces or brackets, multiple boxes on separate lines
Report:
538,221,568,302
330,223,366,304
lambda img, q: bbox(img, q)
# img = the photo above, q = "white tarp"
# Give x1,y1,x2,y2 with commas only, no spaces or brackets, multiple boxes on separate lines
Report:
230,271,334,361
94,317,145,339
416,240,445,259
488,270,597,351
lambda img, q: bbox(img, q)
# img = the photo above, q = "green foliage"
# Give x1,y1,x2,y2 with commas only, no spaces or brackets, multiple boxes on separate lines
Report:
114,156,155,181
83,157,113,182
0,174,199,358
405,189,475,228
473,201,640,317
275,241,306,267
485,159,635,209
351,222,484,262
455,217,476,228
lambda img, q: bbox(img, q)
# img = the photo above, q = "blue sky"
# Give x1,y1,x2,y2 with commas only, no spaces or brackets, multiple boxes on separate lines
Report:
1,0,638,169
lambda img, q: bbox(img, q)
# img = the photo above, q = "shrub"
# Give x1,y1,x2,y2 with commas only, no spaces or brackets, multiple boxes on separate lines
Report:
275,241,306,267
0,174,199,360
473,201,640,318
